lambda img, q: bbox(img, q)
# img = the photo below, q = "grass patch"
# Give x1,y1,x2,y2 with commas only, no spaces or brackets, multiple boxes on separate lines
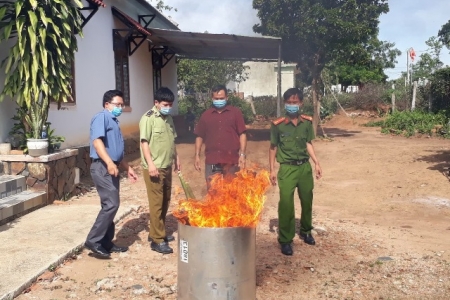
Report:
381,110,449,138
363,120,385,127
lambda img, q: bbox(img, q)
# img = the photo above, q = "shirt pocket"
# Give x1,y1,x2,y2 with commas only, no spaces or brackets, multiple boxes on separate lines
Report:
280,133,295,147
153,127,166,140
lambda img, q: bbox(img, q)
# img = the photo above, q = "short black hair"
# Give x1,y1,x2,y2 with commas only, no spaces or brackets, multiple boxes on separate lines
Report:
283,88,303,101
211,84,228,96
154,87,175,103
103,90,124,107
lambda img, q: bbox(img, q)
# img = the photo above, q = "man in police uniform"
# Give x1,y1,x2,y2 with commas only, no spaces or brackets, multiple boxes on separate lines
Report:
269,88,322,256
139,87,180,254
85,90,138,259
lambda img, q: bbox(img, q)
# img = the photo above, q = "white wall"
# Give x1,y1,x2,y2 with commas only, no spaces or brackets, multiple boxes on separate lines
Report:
0,38,18,143
238,62,277,97
235,61,297,98
161,58,178,113
0,0,178,147
45,0,177,147
280,65,296,95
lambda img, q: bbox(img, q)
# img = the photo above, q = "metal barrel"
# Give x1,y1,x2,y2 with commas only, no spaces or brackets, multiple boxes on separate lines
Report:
177,222,256,300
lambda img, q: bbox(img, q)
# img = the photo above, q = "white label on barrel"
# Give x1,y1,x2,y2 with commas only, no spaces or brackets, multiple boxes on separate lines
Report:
180,239,188,263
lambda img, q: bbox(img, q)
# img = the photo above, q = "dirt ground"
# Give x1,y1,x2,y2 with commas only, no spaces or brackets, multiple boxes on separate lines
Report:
16,112,450,300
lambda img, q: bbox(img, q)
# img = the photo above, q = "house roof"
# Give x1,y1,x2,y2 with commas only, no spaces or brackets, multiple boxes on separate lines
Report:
111,2,281,61
147,28,281,61
133,0,179,30
111,6,152,36
86,0,106,8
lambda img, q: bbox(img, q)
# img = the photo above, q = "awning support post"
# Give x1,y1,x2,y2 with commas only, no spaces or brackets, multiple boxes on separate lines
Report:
277,42,282,117
79,3,99,28
113,29,146,56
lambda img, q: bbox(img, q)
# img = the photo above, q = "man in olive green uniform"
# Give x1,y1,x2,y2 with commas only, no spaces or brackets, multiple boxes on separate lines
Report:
269,88,322,256
139,87,180,254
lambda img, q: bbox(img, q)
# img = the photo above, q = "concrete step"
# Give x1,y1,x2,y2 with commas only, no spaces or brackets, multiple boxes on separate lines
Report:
0,175,26,199
0,191,47,225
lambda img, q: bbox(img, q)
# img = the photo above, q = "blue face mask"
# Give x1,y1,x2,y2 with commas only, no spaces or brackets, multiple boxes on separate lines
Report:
111,107,122,117
285,104,300,114
160,107,172,115
213,99,227,109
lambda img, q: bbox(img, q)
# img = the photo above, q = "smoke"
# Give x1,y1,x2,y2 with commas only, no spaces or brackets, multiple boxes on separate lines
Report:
158,0,261,36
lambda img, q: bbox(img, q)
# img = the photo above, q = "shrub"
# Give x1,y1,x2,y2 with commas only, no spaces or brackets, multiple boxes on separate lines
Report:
381,110,447,137
253,95,277,117
227,95,255,124
177,94,255,124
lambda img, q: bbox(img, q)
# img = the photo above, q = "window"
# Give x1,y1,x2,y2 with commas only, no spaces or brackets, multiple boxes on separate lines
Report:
114,33,130,106
153,67,161,92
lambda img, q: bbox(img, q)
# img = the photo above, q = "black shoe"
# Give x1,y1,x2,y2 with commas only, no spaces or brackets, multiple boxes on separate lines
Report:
300,232,316,245
151,241,173,254
107,244,129,253
84,242,111,259
148,235,175,243
281,243,293,256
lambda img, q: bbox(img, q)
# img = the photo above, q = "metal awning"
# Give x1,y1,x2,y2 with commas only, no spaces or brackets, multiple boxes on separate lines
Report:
111,6,152,36
147,28,281,62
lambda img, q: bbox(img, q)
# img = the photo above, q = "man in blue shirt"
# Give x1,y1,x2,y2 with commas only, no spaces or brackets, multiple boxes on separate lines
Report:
85,90,138,259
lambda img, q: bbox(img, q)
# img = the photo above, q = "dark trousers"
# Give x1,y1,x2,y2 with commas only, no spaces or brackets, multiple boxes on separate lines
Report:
86,161,120,248
204,163,240,190
143,167,172,244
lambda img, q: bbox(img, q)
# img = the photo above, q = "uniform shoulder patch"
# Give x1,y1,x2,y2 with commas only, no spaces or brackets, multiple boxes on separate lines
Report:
146,110,154,117
300,114,313,122
272,117,286,125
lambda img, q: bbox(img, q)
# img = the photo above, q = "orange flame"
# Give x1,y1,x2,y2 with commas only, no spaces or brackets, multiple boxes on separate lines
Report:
173,168,270,228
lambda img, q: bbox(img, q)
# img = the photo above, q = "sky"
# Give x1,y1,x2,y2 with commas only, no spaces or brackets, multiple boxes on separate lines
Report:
158,0,450,80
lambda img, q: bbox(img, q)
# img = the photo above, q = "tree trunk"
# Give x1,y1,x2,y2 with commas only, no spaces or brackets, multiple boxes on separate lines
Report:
312,77,320,136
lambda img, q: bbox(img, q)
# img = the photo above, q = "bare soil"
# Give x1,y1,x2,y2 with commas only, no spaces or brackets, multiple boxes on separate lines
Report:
17,112,450,300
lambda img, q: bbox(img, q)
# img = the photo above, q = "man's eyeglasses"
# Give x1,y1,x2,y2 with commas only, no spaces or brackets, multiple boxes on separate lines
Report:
109,102,125,108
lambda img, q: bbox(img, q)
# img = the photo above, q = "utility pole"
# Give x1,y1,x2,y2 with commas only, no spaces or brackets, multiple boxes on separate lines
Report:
406,48,410,86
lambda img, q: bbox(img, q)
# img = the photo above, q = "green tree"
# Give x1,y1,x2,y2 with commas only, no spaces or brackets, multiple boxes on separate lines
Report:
428,67,450,111
253,0,389,133
0,0,83,139
438,20,450,50
327,37,401,86
146,0,177,12
177,59,248,95
412,36,444,81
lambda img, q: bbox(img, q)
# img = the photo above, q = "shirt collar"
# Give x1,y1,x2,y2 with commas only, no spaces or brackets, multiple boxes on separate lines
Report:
151,105,162,117
284,114,302,125
212,105,230,113
103,108,119,122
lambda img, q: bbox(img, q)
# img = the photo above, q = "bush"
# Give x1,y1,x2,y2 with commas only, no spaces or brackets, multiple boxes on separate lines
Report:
227,95,255,124
363,120,385,127
177,94,255,124
381,110,447,137
253,95,277,117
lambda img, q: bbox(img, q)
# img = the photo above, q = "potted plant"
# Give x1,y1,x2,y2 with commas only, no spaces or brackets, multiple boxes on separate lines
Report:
0,0,83,156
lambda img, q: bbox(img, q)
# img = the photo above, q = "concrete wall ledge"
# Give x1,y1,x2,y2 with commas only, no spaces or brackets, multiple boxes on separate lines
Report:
0,149,78,163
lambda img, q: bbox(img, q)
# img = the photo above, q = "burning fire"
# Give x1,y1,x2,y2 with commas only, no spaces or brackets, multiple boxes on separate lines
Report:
174,168,270,228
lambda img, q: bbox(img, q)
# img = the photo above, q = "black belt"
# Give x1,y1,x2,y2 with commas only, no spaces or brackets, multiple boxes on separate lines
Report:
281,159,309,166
92,158,120,166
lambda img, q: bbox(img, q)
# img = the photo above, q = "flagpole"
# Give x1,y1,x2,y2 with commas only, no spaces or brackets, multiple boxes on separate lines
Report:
406,48,410,86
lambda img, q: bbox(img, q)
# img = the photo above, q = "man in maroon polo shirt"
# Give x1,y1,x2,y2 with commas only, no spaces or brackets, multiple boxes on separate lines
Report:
194,84,247,189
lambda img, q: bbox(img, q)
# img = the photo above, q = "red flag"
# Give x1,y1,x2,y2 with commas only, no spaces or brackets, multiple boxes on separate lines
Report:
409,48,416,62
